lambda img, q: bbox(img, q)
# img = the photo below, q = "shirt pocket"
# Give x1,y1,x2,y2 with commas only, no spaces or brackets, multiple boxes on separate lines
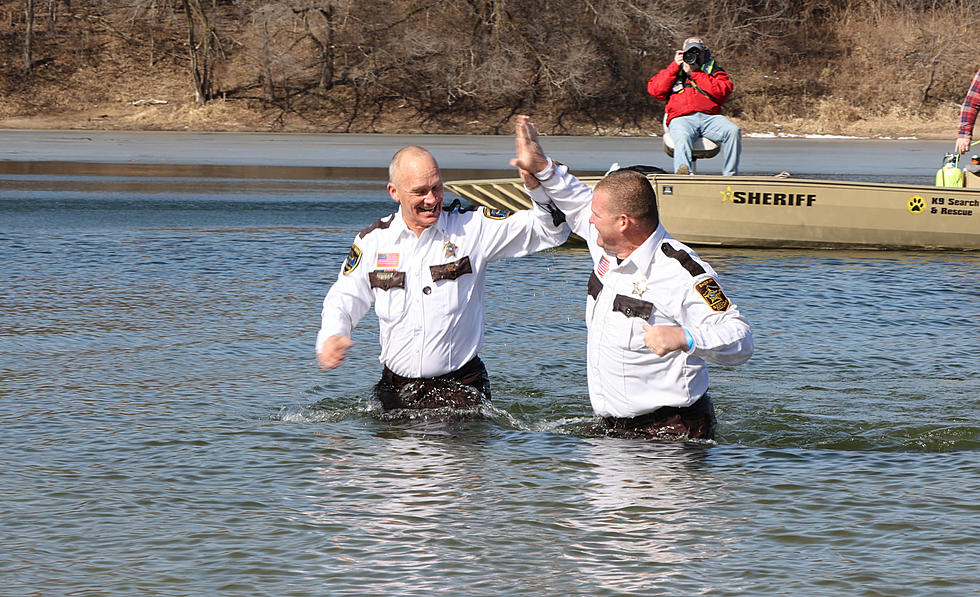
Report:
429,256,472,282
611,294,654,352
588,271,603,300
370,270,407,322
427,256,472,321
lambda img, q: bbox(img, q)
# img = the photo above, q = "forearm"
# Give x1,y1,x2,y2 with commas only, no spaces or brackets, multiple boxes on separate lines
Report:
530,159,595,238
647,63,680,100
688,312,753,365
958,104,978,139
317,303,354,350
316,279,370,349
478,201,570,262
690,71,733,103
521,201,572,253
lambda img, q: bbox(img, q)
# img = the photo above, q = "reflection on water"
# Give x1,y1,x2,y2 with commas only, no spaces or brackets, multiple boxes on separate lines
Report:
1,163,978,596
560,440,720,594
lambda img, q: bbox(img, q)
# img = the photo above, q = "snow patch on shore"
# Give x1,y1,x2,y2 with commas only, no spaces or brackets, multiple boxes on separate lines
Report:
747,131,920,140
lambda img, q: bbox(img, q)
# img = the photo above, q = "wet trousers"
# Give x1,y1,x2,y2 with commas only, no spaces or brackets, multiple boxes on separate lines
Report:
375,356,491,410
601,394,716,440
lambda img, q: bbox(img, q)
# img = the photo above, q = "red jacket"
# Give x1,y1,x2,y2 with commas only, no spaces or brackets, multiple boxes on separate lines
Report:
647,61,733,125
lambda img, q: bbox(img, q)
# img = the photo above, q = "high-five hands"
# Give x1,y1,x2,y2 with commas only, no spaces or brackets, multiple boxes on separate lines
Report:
510,115,550,188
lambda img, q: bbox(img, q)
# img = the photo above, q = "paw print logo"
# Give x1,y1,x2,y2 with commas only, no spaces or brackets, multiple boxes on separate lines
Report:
907,195,925,214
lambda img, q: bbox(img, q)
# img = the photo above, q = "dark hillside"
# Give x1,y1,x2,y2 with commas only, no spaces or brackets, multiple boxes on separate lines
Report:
0,0,975,138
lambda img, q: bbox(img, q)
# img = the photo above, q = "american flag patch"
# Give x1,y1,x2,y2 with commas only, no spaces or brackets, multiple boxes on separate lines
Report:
596,255,610,277
376,253,399,269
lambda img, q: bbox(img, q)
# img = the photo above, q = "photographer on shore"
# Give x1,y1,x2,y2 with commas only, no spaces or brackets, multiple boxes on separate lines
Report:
647,37,741,176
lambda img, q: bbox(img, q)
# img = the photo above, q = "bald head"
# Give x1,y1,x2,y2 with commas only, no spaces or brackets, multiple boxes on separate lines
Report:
593,170,659,229
390,146,439,184
387,145,444,235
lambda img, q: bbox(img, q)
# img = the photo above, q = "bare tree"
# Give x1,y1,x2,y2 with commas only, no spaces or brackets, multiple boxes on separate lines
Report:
23,0,35,71
181,0,218,104
296,1,335,91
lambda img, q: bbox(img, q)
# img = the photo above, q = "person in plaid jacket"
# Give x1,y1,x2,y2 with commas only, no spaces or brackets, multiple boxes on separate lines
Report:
955,69,980,155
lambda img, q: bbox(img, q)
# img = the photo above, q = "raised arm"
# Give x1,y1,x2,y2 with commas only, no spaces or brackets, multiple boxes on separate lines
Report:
510,115,595,239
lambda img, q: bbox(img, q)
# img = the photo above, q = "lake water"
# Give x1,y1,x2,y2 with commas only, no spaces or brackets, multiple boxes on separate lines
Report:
1,135,978,596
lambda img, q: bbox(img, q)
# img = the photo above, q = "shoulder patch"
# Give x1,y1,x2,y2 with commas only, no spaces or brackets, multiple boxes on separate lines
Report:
661,243,706,277
482,206,513,220
358,214,395,239
342,243,362,275
695,277,730,312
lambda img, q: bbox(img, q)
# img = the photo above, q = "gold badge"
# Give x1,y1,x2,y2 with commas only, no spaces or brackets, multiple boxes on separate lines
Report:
444,241,457,258
695,277,730,312
632,279,647,297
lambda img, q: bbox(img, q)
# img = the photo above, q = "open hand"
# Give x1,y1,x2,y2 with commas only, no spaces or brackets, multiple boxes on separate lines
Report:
509,115,549,175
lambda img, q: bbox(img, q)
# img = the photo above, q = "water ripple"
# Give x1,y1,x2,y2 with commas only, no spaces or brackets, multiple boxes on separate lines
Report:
2,174,978,596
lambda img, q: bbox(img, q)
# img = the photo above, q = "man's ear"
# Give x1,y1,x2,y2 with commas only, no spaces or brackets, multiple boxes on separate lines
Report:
617,214,631,232
387,182,399,203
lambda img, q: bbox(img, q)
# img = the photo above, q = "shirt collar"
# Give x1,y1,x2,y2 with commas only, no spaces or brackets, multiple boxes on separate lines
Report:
615,224,666,270
393,205,448,241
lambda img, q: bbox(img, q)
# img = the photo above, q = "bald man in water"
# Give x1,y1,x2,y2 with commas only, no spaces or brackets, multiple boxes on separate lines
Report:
316,145,569,410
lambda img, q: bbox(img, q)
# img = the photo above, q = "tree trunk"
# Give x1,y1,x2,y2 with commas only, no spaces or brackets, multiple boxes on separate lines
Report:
181,0,214,105
311,6,334,91
23,0,35,72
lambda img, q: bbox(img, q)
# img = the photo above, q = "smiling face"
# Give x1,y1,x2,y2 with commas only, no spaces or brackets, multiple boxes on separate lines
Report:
388,147,444,236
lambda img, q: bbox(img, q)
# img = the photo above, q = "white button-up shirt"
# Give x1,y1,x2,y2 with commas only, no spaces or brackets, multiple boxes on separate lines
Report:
317,201,569,378
529,162,753,418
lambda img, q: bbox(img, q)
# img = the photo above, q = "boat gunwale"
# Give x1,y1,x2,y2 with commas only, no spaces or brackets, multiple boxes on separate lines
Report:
446,174,980,195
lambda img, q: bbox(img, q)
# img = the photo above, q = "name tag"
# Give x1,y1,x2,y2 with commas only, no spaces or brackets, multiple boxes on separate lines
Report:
369,270,406,291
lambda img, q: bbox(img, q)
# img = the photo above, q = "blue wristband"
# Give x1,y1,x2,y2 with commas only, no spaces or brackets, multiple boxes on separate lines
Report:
684,328,694,351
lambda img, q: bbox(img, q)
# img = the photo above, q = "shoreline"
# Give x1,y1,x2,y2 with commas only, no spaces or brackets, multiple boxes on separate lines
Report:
0,99,960,143
0,128,958,177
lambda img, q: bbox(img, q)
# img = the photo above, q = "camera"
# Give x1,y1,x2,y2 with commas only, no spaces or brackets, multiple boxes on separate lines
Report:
682,47,703,66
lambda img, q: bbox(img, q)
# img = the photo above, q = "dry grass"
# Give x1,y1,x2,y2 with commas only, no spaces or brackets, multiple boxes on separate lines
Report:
0,96,960,140
1,0,975,140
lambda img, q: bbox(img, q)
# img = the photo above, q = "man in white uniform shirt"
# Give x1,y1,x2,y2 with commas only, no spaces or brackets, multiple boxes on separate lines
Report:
317,145,569,410
510,115,752,439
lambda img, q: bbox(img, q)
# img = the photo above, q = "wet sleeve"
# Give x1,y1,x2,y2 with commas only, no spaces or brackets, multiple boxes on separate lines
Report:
531,161,596,241
316,240,374,350
664,265,753,365
477,199,571,262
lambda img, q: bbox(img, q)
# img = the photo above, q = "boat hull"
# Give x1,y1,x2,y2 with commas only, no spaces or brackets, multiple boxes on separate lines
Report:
445,174,980,250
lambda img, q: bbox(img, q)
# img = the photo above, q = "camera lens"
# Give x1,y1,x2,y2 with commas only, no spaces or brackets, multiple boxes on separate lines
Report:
682,48,700,65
